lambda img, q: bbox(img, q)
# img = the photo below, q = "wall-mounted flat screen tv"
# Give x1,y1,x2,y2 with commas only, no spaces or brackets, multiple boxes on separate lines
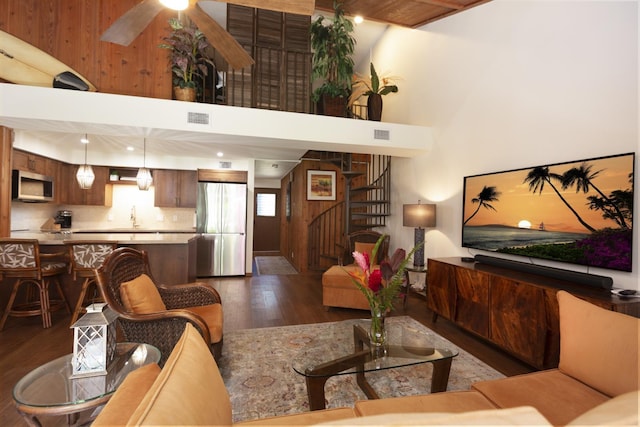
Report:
462,152,635,272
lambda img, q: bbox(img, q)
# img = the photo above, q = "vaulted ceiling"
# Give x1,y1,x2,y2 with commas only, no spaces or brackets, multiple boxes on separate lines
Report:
2,0,494,180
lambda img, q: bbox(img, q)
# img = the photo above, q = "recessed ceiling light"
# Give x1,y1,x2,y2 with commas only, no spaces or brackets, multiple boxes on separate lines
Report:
160,0,188,11
217,152,224,157
80,135,89,144
127,146,134,151
354,15,364,24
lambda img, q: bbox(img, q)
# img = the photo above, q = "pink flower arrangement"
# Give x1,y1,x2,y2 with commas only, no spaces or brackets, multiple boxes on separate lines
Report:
348,235,417,314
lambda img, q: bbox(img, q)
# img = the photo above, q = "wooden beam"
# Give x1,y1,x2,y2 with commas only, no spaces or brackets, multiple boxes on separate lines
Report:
412,0,464,10
0,126,13,237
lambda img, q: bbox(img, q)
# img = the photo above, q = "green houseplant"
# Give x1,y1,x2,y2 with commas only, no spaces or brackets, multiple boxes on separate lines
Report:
310,0,355,116
159,17,215,102
349,63,399,121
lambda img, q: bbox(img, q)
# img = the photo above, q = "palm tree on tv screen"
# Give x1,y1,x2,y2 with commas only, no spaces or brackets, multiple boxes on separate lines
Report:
562,163,629,229
464,185,501,225
524,166,596,232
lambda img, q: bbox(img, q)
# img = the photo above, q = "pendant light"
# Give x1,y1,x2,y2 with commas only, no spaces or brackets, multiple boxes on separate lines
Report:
76,134,95,189
136,138,153,191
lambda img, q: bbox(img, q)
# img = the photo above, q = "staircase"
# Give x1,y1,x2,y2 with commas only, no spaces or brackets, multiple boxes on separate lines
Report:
307,153,391,270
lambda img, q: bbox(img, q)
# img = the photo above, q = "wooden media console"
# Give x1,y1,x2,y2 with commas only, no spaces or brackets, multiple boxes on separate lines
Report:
427,257,639,369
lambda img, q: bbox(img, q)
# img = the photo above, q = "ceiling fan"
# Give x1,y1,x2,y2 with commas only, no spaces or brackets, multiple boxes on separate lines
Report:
100,0,315,70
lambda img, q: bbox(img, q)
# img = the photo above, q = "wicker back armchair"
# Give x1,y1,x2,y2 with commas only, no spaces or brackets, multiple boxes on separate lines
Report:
343,230,390,265
95,247,223,365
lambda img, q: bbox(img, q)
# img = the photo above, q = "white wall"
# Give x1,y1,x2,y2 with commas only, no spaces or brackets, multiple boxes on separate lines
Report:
376,1,639,289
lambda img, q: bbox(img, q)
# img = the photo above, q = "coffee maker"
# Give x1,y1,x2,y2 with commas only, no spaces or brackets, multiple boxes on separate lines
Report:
55,210,72,229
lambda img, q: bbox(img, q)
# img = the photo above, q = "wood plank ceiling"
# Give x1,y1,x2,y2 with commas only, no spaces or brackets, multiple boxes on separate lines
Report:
314,0,492,28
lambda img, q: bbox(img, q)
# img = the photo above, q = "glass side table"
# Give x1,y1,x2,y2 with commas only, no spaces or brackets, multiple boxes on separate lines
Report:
13,342,160,427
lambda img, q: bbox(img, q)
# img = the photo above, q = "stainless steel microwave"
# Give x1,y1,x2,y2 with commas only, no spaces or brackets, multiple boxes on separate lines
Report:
12,170,54,202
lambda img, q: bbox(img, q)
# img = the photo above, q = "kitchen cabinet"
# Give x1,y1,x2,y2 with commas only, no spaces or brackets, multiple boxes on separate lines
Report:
12,150,47,174
153,169,197,208
427,257,640,369
13,149,63,203
61,164,113,206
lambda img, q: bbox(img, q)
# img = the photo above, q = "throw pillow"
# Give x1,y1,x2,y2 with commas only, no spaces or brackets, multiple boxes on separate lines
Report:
120,273,167,314
354,242,377,263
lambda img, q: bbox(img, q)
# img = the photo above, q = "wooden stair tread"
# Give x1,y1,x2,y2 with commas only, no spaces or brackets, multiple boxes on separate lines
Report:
350,185,383,192
350,200,390,205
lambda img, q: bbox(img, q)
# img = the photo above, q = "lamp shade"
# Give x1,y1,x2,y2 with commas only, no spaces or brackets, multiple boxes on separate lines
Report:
136,167,153,191
76,165,95,189
403,203,436,228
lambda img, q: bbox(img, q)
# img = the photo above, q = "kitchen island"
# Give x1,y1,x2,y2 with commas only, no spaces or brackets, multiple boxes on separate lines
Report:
7,232,200,310
12,231,198,247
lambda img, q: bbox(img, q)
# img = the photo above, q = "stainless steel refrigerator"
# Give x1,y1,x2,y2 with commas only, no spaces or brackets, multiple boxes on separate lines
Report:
196,182,247,276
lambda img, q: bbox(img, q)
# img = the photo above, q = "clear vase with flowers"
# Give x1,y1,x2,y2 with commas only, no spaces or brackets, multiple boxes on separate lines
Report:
347,235,418,350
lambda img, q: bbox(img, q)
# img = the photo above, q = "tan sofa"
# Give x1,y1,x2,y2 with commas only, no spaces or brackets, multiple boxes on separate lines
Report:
93,291,639,426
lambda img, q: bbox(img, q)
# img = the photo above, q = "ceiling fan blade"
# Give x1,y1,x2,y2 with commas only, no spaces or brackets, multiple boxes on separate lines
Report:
100,0,165,46
218,0,315,16
185,5,254,70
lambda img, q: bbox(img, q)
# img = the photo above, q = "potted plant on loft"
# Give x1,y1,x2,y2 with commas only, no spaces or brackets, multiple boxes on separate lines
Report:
310,0,355,117
159,17,215,102
349,63,399,121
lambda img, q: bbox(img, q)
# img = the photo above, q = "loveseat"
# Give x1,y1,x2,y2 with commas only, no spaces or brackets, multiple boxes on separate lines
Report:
93,291,639,426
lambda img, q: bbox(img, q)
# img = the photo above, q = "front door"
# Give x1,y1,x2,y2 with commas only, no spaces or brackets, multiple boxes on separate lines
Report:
253,188,281,252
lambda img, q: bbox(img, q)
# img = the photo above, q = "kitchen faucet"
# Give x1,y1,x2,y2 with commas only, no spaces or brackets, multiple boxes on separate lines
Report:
130,205,138,228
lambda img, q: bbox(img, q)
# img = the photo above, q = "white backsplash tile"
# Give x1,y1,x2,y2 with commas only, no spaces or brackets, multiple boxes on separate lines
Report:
11,185,196,231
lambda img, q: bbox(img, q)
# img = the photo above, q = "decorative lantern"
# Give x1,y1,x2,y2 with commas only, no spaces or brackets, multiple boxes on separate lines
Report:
70,303,118,378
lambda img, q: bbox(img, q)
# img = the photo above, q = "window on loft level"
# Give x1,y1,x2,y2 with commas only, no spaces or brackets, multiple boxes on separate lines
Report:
225,4,312,113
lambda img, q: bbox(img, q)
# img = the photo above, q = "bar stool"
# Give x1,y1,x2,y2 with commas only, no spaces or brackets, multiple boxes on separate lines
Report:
0,239,71,330
65,241,117,325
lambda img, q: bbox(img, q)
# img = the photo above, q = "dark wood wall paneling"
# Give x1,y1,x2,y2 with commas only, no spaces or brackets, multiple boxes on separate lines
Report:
0,0,174,98
280,159,344,272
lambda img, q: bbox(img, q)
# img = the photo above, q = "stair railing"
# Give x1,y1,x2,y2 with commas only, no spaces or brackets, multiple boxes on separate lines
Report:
307,154,392,270
307,201,345,270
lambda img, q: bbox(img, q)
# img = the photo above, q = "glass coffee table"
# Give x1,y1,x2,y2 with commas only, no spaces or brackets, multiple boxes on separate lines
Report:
13,342,160,427
293,318,458,410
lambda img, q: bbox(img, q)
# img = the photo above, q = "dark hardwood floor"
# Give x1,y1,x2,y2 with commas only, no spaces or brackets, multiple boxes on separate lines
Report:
0,269,534,426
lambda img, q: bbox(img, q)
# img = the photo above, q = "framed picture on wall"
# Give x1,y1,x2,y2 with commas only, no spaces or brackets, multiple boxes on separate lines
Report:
307,170,336,201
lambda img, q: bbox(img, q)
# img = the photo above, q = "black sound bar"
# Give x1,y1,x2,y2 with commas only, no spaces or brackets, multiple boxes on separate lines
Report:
473,254,614,290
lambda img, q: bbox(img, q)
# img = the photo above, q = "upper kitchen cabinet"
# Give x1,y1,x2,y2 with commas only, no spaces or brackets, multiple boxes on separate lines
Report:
13,150,46,174
13,149,62,203
153,170,197,208
13,149,58,177
61,164,113,206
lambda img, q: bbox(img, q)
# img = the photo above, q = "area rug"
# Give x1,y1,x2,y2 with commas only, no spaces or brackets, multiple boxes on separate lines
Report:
219,316,505,422
255,256,298,275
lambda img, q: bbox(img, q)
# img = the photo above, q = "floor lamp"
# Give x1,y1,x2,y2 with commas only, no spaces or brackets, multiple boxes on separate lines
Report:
403,202,437,268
